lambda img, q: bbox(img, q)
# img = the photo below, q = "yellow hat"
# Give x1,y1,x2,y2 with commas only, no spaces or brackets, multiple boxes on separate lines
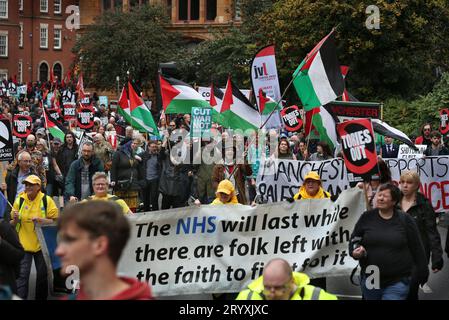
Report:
216,179,235,195
23,175,42,186
304,171,321,182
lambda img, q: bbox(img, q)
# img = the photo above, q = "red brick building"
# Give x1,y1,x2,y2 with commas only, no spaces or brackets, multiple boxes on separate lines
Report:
0,0,240,83
0,0,77,83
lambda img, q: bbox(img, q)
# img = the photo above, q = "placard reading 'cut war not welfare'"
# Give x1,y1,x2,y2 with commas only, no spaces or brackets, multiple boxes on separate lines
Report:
117,188,364,297
256,157,449,212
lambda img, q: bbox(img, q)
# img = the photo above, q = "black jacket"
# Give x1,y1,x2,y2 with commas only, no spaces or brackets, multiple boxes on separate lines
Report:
110,146,144,191
64,156,104,199
401,192,444,270
56,144,78,177
424,145,449,156
349,208,429,287
0,219,25,294
381,143,399,158
5,166,37,207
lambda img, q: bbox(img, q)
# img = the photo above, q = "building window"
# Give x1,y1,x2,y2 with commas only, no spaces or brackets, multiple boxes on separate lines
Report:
234,0,241,21
54,26,62,49
40,24,48,48
39,62,49,82
114,0,123,10
0,0,8,18
40,0,48,13
206,0,216,21
53,63,62,81
19,23,23,48
54,0,62,14
18,60,23,83
0,33,8,57
19,0,23,12
0,69,7,81
178,0,199,21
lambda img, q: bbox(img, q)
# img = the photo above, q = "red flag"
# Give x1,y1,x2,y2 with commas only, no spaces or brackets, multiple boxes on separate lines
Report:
304,107,320,137
220,76,233,113
50,67,54,83
209,83,217,107
258,88,269,114
76,73,85,100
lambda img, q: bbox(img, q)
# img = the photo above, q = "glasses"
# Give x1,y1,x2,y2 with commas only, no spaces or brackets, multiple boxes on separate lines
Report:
424,128,431,131
93,183,107,186
20,160,32,163
263,284,290,295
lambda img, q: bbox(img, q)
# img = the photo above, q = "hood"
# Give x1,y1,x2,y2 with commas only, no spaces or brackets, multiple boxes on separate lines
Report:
294,186,330,200
75,277,153,300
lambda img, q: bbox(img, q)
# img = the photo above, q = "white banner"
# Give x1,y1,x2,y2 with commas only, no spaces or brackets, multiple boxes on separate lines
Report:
397,144,426,159
118,188,363,297
197,86,250,102
256,158,350,203
256,158,449,212
250,45,281,103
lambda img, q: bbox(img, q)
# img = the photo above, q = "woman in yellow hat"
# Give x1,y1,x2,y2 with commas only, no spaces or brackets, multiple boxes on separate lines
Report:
211,179,239,205
293,171,331,200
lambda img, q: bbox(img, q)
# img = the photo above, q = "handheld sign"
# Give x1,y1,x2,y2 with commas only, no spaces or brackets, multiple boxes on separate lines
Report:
337,118,379,183
47,107,62,124
0,119,14,162
77,105,94,129
63,103,76,121
191,107,212,138
12,114,33,138
280,105,303,132
439,108,449,135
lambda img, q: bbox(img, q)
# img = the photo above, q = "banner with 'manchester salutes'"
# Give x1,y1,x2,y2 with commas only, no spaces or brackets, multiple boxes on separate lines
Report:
337,118,379,183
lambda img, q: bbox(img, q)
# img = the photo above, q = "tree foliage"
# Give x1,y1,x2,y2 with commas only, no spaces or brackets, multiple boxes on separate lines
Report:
73,5,183,90
384,72,449,137
179,0,449,102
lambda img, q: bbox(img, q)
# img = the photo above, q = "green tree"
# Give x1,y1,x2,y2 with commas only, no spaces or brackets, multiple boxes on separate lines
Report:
259,0,449,101
73,5,183,90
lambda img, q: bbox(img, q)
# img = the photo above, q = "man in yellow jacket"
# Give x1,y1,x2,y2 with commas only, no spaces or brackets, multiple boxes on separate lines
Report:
236,258,337,300
211,179,239,205
11,175,59,300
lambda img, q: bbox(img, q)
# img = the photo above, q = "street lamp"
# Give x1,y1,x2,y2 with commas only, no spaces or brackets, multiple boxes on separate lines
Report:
116,76,120,94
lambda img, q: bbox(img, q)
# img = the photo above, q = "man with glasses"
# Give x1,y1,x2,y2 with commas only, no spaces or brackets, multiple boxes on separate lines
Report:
415,123,433,146
236,258,337,300
10,175,59,300
2,152,37,217
84,172,131,215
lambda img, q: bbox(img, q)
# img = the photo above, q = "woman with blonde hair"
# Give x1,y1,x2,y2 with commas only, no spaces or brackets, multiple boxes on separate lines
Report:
399,170,443,300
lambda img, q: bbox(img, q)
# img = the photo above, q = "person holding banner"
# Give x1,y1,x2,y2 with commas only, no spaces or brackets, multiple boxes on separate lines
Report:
211,179,239,205
55,201,153,300
423,131,449,156
11,175,59,300
236,258,337,300
349,183,429,300
84,172,132,215
399,171,444,300
292,171,331,200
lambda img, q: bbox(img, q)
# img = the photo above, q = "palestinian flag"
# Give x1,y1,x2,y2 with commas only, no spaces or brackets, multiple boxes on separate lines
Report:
128,82,160,137
305,106,339,149
43,107,65,141
209,83,229,127
258,88,282,129
340,65,358,102
117,85,132,123
371,119,417,150
220,77,260,130
293,30,344,111
160,75,209,114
